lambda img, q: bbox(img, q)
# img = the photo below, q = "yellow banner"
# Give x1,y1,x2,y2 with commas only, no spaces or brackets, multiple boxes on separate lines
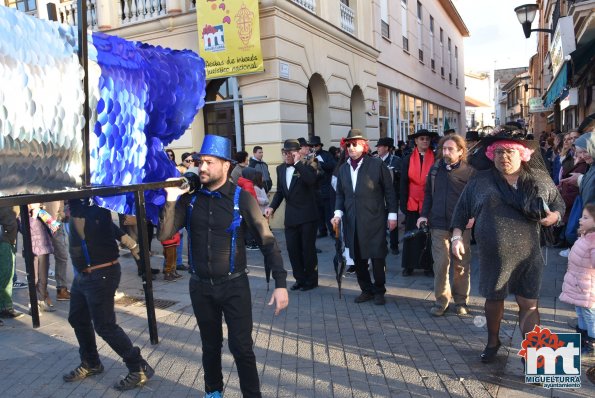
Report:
196,0,264,79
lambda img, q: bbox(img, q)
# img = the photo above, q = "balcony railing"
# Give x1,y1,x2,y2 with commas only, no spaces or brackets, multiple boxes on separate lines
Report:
120,0,166,25
57,0,98,30
339,2,355,35
291,0,316,13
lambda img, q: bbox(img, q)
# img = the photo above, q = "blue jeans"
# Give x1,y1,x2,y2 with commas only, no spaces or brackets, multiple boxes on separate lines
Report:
68,264,143,371
576,306,595,339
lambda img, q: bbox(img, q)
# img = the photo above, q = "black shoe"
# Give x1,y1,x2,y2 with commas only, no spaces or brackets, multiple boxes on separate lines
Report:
176,264,189,271
424,270,434,277
402,269,413,276
374,294,386,305
151,268,160,275
0,308,24,319
113,360,154,391
290,283,302,291
480,341,502,363
316,248,322,254
300,284,318,291
345,265,356,274
63,363,105,382
354,292,374,303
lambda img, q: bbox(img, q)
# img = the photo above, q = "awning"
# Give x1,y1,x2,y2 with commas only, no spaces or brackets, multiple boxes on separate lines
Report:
543,63,569,108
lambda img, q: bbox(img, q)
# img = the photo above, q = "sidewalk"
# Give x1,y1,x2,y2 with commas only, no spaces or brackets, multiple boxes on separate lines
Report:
0,228,593,397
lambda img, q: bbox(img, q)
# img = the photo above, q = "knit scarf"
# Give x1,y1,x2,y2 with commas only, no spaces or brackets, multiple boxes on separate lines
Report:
407,148,435,212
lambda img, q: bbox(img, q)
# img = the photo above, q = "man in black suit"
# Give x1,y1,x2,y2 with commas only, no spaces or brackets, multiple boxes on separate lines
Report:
265,140,319,291
308,135,337,238
331,129,398,305
376,137,402,254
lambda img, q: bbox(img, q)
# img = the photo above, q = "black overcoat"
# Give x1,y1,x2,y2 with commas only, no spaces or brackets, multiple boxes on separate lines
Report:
335,156,398,259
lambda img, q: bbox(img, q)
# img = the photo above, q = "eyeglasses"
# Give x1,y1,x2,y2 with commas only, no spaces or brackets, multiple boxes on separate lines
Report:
493,148,518,156
184,158,193,163
345,142,360,148
281,150,296,155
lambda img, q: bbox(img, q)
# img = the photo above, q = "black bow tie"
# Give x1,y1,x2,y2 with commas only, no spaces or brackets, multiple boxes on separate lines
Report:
197,189,221,198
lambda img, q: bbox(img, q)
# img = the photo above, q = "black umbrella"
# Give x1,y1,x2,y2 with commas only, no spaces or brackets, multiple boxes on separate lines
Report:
333,223,347,298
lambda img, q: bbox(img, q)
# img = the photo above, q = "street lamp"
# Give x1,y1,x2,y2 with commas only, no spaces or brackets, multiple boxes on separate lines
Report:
514,4,553,38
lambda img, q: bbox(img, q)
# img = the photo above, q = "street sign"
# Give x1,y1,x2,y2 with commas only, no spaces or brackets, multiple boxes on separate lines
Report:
528,97,553,113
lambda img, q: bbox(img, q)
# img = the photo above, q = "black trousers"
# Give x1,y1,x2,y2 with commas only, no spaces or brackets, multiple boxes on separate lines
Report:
317,194,334,235
353,232,387,294
189,274,261,397
68,264,143,372
401,210,433,270
284,221,318,287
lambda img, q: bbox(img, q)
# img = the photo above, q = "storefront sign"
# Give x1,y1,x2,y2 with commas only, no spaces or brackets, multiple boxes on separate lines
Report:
528,97,553,113
197,0,264,79
560,88,578,110
550,16,576,79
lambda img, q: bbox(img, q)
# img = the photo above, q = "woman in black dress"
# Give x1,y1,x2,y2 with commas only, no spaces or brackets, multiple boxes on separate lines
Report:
451,127,564,362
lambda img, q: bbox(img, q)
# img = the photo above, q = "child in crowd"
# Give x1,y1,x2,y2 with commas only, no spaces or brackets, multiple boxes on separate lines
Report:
560,203,595,354
26,203,57,312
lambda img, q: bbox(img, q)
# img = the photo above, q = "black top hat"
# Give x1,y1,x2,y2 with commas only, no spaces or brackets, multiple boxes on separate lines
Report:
282,139,300,152
465,131,480,141
409,129,438,139
376,137,395,148
479,125,538,150
308,136,323,146
344,128,366,141
297,137,308,147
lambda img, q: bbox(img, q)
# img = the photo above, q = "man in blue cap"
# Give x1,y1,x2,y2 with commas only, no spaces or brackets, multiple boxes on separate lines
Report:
160,134,289,398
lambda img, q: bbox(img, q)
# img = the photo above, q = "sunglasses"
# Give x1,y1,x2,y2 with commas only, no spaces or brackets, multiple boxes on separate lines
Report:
184,158,193,163
345,142,360,148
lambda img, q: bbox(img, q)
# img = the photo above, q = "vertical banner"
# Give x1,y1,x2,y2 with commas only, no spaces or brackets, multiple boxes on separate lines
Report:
196,0,264,79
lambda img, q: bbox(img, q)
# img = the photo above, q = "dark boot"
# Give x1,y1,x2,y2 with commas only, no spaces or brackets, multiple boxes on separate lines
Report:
113,360,154,391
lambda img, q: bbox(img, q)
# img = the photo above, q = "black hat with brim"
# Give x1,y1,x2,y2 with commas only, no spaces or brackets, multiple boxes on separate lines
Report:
283,139,300,152
308,136,323,146
344,128,366,141
409,129,438,139
465,131,480,141
297,137,308,147
376,137,395,148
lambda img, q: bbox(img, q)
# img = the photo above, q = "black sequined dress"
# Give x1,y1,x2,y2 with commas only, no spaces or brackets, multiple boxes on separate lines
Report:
451,168,564,300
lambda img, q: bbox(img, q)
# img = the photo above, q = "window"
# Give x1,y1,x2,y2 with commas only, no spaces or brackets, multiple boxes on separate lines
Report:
381,0,389,38
204,79,244,155
448,37,452,83
417,1,423,62
378,86,390,138
5,0,37,12
440,28,444,77
455,45,459,87
429,16,434,70
401,0,408,52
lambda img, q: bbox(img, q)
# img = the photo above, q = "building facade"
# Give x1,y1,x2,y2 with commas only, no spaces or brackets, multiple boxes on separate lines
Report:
527,0,595,133
374,0,468,141
464,71,494,130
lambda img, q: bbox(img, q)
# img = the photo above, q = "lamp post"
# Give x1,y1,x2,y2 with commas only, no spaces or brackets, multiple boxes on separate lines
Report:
514,4,553,38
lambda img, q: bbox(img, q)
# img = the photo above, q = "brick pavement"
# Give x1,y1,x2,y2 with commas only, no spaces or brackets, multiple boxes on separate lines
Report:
1,228,594,397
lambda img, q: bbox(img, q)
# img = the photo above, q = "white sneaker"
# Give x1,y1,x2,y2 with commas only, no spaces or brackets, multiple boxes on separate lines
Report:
559,249,570,258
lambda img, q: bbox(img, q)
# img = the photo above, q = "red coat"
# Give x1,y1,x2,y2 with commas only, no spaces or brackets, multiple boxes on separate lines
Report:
237,177,257,200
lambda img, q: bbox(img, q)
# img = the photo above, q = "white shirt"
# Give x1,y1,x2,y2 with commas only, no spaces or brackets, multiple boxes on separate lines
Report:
285,164,295,190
